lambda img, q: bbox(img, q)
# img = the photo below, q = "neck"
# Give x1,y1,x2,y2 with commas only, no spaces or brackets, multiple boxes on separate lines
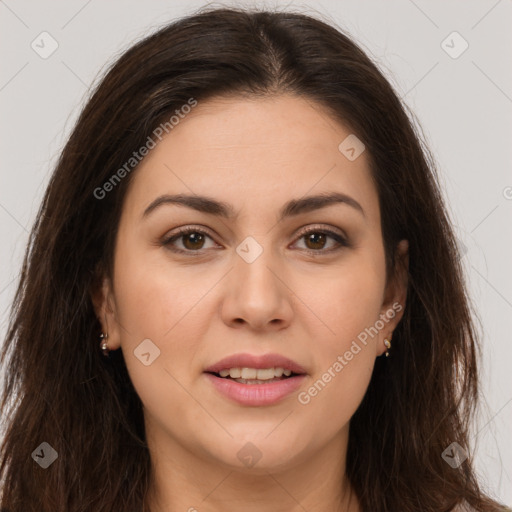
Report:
143,423,360,512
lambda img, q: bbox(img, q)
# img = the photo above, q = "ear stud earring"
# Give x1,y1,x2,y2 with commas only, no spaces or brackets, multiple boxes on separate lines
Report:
384,335,392,357
100,332,110,357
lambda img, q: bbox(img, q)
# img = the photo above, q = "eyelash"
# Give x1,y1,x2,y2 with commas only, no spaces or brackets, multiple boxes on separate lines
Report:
161,224,349,257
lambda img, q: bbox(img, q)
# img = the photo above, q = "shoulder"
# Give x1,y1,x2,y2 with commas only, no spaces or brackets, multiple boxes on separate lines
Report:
453,504,475,512
452,504,475,512
452,503,512,512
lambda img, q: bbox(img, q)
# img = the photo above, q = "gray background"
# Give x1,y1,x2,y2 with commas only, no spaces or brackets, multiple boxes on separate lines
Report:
1,0,511,505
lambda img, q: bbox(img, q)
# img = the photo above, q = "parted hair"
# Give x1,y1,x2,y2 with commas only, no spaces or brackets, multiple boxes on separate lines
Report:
0,5,506,512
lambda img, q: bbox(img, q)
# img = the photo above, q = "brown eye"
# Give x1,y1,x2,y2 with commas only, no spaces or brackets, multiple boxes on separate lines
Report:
304,232,328,250
161,225,348,257
162,227,218,254
293,227,349,255
181,232,206,250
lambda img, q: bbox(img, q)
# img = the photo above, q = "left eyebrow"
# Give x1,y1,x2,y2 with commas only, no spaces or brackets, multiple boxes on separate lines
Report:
141,191,365,220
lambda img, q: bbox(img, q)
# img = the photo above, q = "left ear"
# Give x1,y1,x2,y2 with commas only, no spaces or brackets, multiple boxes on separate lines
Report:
376,239,409,356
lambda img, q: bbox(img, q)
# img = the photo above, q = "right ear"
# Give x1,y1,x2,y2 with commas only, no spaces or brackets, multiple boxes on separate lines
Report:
90,264,122,351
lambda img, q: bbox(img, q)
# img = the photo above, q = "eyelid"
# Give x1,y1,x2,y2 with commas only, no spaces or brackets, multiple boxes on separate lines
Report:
161,224,220,253
293,223,346,241
291,224,349,255
161,223,349,255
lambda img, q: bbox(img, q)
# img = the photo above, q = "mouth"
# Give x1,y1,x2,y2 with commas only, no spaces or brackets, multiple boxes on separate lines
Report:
203,354,307,406
205,367,302,385
204,371,306,406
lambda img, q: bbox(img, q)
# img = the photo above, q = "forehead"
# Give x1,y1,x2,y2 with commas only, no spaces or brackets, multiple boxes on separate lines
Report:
123,94,379,224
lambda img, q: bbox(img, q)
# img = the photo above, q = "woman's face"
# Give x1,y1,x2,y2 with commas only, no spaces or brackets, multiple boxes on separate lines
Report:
95,94,408,472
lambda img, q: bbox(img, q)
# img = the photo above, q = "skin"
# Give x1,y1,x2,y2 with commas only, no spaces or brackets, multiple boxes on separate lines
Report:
92,94,409,512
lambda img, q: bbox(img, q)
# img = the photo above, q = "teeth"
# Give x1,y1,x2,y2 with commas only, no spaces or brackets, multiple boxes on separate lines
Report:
241,368,257,379
218,367,293,380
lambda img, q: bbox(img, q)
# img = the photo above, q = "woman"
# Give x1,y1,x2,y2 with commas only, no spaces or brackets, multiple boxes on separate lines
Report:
0,6,508,512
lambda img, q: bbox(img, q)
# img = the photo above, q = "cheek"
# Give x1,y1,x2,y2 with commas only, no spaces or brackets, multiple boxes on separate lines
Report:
111,253,209,433
294,255,384,423
298,252,385,342
298,304,378,438
112,245,214,340
111,249,213,405
297,347,375,448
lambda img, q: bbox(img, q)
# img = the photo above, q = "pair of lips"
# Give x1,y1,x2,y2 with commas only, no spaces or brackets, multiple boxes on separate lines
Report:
204,366,307,406
206,371,302,382
204,352,307,376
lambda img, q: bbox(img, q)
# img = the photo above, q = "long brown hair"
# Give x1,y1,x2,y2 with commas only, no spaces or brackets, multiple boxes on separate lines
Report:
0,6,506,511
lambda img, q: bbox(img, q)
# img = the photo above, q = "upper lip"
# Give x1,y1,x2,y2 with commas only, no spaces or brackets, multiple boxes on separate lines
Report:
204,353,307,375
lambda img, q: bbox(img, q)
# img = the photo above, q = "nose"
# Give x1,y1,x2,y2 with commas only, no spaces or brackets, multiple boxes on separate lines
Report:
220,246,294,331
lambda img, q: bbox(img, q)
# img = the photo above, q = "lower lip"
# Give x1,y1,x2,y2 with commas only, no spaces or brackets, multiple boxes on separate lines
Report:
204,373,307,406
